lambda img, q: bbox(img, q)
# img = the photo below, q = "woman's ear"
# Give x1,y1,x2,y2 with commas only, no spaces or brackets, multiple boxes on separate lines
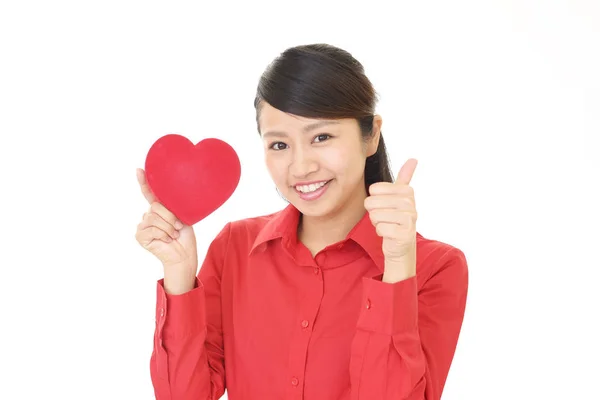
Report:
367,115,383,156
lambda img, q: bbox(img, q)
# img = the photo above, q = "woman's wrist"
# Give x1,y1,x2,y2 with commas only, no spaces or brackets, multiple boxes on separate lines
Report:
163,262,197,295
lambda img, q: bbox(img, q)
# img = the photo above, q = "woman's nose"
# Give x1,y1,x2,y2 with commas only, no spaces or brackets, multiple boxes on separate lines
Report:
290,147,318,178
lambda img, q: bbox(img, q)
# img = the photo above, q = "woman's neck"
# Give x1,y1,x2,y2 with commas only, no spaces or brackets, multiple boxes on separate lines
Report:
297,183,368,256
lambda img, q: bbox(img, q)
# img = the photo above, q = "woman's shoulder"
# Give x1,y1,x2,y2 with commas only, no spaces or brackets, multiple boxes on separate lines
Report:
417,232,465,258
415,232,469,282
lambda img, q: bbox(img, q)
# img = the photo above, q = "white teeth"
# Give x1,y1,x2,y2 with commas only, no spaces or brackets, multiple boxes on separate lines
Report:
296,181,328,193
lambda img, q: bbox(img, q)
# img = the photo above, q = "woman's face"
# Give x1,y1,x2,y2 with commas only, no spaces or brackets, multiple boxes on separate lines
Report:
258,102,381,218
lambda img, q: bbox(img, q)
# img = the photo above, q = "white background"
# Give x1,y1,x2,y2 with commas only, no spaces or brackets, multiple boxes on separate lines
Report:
1,0,598,399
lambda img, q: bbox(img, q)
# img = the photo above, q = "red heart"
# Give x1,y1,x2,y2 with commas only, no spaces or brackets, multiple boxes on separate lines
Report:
144,134,241,225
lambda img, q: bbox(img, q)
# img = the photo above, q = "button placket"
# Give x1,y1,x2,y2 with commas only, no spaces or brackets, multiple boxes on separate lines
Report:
285,264,324,399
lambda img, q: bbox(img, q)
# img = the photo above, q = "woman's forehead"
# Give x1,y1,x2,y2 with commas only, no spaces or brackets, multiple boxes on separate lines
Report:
259,103,354,137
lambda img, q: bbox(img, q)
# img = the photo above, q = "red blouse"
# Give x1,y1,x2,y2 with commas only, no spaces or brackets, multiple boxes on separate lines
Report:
150,204,468,400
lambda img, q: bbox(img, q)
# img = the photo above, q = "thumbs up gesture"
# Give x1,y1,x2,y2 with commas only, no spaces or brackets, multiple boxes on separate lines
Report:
364,159,419,283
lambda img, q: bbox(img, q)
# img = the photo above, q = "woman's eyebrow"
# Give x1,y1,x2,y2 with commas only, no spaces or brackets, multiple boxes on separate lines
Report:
302,120,340,132
263,120,340,138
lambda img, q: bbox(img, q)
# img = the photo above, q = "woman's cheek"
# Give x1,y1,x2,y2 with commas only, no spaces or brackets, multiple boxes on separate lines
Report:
265,154,287,185
320,148,348,175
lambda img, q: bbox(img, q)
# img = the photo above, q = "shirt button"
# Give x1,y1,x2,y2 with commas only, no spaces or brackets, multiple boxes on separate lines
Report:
160,308,164,317
313,267,320,275
301,320,309,328
365,299,371,309
291,377,299,386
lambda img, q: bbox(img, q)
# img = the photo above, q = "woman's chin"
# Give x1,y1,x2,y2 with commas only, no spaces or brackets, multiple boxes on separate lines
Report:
290,194,337,218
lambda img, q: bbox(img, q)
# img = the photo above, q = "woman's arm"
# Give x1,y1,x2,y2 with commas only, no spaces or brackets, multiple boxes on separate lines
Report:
150,223,231,400
349,247,469,400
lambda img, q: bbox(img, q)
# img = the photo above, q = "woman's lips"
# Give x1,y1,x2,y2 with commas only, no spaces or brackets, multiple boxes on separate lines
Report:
294,180,332,201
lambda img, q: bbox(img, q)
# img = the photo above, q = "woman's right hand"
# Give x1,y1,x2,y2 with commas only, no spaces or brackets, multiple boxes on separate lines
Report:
135,168,198,294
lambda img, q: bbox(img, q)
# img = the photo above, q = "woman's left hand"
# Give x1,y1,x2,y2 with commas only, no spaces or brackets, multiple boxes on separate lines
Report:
364,158,418,282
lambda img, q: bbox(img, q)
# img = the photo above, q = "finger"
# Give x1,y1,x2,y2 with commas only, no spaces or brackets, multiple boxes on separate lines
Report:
150,202,184,230
364,194,415,211
368,209,410,226
137,168,157,204
374,222,408,239
368,182,414,196
395,158,418,186
375,218,413,239
139,212,180,240
136,226,172,246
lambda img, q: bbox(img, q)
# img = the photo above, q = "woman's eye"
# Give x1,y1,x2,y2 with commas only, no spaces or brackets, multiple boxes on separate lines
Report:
269,142,287,150
314,134,331,143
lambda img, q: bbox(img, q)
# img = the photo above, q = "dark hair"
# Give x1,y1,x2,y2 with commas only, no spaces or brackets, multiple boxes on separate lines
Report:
253,43,393,190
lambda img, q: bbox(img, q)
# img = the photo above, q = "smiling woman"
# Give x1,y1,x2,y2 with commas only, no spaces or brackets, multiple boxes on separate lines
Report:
257,102,378,231
139,43,468,400
254,44,394,190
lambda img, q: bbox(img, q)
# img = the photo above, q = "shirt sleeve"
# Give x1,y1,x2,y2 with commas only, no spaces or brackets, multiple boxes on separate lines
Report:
349,247,469,400
150,223,231,400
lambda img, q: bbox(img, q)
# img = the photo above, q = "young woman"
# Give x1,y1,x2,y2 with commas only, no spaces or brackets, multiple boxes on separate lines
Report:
135,43,468,400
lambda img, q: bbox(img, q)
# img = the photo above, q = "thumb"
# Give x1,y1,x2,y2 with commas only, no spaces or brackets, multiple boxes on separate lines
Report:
395,158,418,186
137,168,157,204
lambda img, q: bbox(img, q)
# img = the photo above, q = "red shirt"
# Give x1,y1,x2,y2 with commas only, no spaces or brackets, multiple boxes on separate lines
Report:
150,204,468,400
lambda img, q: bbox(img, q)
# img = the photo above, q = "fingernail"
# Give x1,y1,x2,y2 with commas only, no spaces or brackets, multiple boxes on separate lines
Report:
173,230,180,238
175,221,183,229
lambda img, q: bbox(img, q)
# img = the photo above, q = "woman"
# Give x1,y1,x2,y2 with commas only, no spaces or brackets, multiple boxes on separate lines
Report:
135,43,468,400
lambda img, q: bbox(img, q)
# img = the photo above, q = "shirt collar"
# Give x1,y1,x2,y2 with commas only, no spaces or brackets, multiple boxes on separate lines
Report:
346,209,385,272
250,204,422,273
348,216,424,272
249,203,299,255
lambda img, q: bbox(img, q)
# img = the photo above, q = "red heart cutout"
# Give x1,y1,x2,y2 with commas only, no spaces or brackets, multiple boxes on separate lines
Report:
144,134,241,225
